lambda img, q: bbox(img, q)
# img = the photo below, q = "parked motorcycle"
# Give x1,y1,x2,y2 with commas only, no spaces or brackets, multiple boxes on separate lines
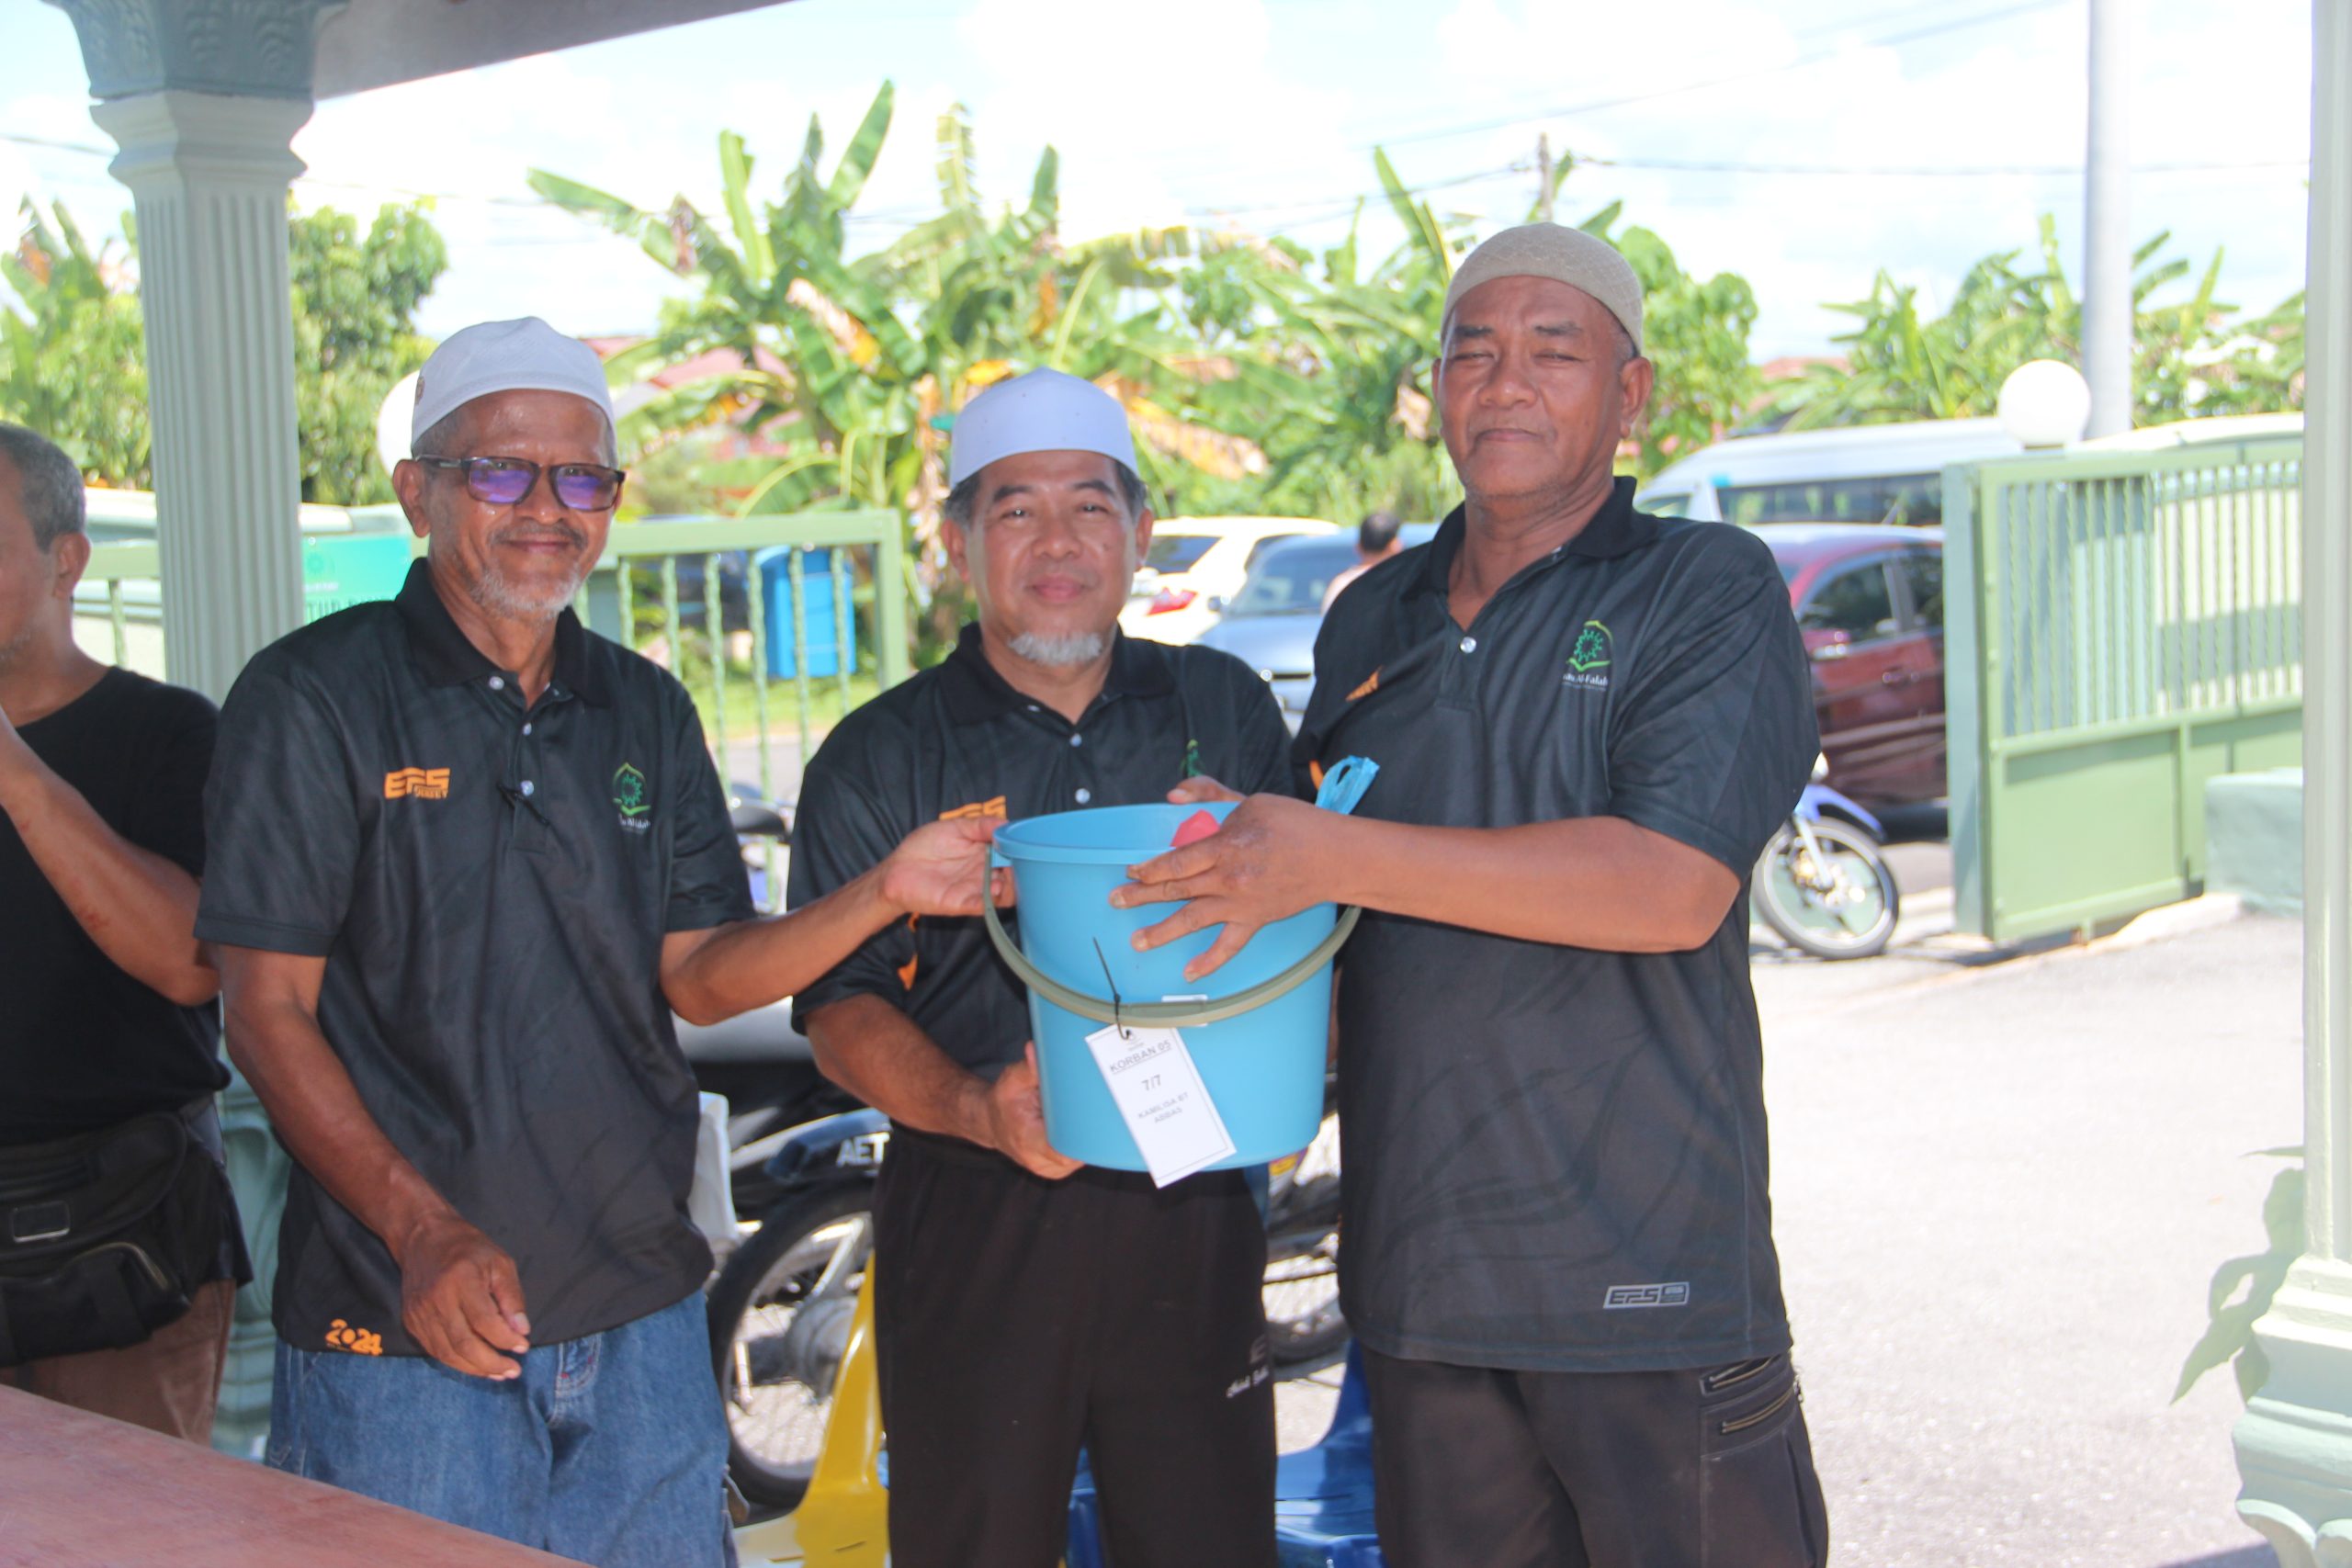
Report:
1752,756,1902,961
678,788,860,1230
707,1099,1347,1509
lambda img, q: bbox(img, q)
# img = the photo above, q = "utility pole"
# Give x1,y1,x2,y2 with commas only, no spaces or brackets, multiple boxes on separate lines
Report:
1537,133,1555,223
2083,0,2132,437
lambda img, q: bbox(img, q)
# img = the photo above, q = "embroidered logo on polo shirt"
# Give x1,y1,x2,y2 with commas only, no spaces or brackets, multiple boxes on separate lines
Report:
384,767,450,800
614,762,652,833
1564,621,1613,691
938,796,1008,823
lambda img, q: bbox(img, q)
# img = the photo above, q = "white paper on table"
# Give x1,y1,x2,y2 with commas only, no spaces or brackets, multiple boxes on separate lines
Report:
1081,1024,1237,1187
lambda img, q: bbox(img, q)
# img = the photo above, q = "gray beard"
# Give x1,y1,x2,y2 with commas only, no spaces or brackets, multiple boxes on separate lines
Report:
1009,629,1109,666
465,560,587,623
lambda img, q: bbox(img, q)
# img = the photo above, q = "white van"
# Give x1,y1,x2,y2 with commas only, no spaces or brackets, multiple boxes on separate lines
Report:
1634,417,2026,526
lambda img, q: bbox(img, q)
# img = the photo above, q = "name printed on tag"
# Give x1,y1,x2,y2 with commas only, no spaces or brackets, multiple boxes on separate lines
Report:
1082,1024,1237,1188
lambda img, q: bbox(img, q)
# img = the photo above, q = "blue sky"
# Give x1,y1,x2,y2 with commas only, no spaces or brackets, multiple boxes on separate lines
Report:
0,0,2315,360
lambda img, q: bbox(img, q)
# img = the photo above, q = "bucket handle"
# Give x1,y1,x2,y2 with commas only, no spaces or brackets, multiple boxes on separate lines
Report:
982,848,1361,1030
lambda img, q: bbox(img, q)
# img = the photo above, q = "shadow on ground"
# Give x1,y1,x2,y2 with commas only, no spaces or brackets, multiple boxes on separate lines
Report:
2161,1547,2277,1568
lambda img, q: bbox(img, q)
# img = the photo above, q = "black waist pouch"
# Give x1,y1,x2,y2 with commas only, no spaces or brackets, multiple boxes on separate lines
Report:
0,1107,235,1368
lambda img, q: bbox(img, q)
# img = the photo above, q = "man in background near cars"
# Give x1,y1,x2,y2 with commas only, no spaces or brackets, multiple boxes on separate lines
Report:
0,423,248,1442
1320,509,1403,611
1117,224,1828,1568
789,367,1290,1568
195,318,1003,1566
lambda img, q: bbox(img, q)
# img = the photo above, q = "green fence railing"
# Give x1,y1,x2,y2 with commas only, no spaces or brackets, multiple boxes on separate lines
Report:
1946,436,2303,942
79,506,909,867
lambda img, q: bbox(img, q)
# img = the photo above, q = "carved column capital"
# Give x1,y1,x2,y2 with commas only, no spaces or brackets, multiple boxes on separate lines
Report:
45,0,346,101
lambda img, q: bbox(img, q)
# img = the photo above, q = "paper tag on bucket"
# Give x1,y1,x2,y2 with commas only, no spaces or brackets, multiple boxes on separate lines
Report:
1081,1025,1237,1187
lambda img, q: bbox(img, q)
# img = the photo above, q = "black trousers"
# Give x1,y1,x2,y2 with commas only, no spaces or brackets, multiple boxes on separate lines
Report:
871,1130,1277,1568
1363,1346,1830,1568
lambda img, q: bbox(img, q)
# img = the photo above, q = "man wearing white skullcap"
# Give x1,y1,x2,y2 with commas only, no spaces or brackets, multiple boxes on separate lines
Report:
788,367,1289,1567
198,317,1008,1564
1118,226,1829,1566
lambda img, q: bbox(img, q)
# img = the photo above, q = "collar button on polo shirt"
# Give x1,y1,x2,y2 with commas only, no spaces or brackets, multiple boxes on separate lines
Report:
196,562,754,1358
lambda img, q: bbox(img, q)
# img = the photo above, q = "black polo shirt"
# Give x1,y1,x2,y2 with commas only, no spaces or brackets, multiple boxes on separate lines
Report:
789,625,1292,1084
1296,477,1816,1374
196,561,752,1358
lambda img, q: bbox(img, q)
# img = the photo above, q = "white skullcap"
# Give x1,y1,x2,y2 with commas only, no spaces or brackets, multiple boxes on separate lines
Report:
948,368,1137,488
1442,224,1645,356
411,317,616,452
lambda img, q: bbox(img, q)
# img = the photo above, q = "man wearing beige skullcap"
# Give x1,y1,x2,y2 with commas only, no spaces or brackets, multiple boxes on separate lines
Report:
1118,224,1828,1566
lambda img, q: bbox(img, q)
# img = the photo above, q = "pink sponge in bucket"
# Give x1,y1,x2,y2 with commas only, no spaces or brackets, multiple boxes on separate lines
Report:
1170,809,1222,849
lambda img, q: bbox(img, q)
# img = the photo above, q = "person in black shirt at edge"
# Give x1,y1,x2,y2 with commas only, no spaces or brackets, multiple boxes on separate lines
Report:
787,368,1289,1568
1117,225,1830,1568
194,320,1003,1567
0,423,248,1440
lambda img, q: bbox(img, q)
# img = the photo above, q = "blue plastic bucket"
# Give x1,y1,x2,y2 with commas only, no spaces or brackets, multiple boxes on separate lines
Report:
989,802,1336,1170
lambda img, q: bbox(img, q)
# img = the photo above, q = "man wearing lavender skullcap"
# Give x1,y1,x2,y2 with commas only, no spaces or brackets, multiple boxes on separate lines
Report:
790,367,1289,1567
1118,225,1828,1566
196,317,1005,1564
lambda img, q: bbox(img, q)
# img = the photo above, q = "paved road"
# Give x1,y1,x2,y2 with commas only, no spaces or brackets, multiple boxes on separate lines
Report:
1279,907,2297,1566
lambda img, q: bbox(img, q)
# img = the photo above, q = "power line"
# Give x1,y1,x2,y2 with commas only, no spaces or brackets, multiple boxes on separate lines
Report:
1365,0,2073,152
1578,153,2311,177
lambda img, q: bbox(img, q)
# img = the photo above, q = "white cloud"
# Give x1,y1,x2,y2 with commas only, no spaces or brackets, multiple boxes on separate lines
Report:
954,0,1356,240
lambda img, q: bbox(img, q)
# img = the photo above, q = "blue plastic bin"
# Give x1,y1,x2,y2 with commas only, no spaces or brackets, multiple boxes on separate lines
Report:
755,546,856,680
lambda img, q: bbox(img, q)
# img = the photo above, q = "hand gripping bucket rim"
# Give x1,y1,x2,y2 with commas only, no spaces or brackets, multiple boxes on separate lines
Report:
981,876,1360,1031
980,799,1363,1170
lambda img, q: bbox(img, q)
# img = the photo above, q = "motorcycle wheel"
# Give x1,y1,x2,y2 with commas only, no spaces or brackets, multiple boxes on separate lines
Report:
706,1186,874,1510
1262,1111,1348,1367
1753,818,1901,960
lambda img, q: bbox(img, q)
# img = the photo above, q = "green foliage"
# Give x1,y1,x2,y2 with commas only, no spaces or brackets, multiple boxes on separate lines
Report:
1582,215,1760,475
2176,1147,2304,1404
0,197,448,501
1772,216,2304,431
535,101,1765,600
0,200,150,484
534,83,1256,656
288,203,449,504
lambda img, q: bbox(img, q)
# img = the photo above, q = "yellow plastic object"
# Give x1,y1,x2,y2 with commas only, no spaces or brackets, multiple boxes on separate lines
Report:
732,1276,888,1567
729,1269,1071,1568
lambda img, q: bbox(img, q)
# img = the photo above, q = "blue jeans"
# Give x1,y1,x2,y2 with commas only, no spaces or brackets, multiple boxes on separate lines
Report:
266,1290,733,1567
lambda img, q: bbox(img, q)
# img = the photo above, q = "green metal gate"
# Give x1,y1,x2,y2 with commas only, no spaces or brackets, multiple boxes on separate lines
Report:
1945,435,2303,942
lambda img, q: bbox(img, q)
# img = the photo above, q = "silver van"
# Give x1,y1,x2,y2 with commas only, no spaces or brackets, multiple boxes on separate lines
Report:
1634,417,2025,526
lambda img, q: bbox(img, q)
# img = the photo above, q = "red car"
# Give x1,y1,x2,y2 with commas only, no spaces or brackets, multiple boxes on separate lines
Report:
1757,524,1946,807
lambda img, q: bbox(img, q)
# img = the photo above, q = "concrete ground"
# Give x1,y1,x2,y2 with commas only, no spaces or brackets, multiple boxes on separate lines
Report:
1276,840,2299,1567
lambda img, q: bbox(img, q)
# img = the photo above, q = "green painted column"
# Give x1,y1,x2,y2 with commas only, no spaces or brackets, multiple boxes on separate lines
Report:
2232,2,2352,1560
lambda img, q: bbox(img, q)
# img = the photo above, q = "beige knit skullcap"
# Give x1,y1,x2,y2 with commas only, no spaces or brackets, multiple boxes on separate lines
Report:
1441,223,1645,357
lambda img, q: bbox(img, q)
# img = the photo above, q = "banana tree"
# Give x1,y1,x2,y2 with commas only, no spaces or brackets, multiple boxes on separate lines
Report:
531,85,1270,648
0,199,151,484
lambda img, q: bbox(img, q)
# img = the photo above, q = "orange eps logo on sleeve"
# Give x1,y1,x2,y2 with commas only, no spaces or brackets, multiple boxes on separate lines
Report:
384,767,450,800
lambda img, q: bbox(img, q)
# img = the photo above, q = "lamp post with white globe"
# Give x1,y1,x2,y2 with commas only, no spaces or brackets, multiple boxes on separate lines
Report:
1997,360,2094,450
